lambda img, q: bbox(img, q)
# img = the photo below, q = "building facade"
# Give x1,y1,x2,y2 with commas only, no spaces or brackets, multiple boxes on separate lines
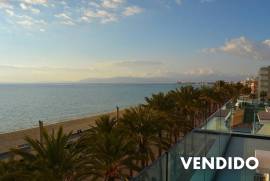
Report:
258,66,270,98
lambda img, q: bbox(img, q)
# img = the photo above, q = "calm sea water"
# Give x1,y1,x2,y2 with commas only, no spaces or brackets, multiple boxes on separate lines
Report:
0,83,178,133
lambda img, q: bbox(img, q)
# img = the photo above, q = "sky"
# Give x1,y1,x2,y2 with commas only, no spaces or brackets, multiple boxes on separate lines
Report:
0,0,270,83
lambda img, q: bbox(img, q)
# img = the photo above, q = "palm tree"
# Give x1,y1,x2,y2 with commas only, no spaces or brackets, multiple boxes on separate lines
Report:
169,86,200,136
145,92,174,155
119,106,160,169
88,115,117,135
11,127,83,181
145,92,175,112
78,115,138,181
0,159,32,181
199,86,219,120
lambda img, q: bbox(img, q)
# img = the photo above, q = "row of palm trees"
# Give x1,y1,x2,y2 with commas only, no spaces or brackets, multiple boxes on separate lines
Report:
0,81,250,181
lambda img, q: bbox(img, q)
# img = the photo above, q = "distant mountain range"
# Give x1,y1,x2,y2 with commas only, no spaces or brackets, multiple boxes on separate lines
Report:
79,77,176,84
79,74,247,84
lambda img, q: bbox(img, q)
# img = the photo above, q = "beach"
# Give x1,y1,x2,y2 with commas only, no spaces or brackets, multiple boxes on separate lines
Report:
0,110,123,153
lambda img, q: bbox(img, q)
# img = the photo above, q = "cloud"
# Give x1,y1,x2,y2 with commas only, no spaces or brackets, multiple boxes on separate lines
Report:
0,0,143,30
263,39,270,46
16,15,47,28
0,65,93,83
81,60,169,78
54,13,75,25
20,3,40,14
0,1,13,9
0,61,165,82
123,6,143,16
0,63,246,83
184,67,215,75
80,66,245,83
22,0,48,5
54,13,72,20
5,9,14,16
114,61,162,67
82,9,118,24
203,36,270,60
101,0,125,9
20,3,27,10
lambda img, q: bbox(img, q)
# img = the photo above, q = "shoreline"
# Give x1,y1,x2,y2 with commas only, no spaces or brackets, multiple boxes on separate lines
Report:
0,109,119,134
0,109,125,153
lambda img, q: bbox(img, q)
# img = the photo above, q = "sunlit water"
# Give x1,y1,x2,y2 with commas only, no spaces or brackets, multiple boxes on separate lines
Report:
0,83,178,133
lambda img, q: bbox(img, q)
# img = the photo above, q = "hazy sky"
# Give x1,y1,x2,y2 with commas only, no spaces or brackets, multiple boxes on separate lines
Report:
0,0,270,83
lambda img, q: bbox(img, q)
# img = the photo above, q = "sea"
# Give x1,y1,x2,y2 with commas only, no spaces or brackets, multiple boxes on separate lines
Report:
0,83,178,133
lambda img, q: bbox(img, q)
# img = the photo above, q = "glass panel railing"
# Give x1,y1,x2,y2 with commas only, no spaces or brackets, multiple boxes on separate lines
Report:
132,130,231,181
133,153,167,181
214,135,270,181
201,101,233,133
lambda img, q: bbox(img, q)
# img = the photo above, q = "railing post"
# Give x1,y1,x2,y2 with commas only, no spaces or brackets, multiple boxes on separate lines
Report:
166,151,169,181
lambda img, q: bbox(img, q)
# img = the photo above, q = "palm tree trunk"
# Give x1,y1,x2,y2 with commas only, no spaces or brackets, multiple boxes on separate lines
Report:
129,168,133,177
158,131,162,157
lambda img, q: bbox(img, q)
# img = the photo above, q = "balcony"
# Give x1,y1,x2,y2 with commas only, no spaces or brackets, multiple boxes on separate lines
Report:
132,100,270,181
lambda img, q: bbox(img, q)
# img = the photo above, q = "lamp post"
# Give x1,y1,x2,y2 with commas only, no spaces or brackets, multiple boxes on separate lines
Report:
39,120,44,145
116,105,119,122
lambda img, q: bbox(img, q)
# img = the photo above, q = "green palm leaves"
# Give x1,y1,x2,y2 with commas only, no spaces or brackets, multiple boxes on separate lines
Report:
10,128,83,181
78,115,138,181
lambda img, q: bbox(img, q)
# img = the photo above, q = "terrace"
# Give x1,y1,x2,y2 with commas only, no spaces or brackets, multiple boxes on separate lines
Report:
132,100,270,181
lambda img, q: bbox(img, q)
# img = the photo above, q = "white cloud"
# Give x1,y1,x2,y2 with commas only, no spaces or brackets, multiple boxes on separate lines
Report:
83,9,118,23
0,1,13,9
20,3,27,10
0,65,93,83
30,7,40,14
17,20,34,26
61,20,75,26
20,3,40,14
123,6,143,16
54,13,75,25
5,9,14,16
0,0,143,30
263,40,270,46
55,13,72,20
101,0,125,9
23,0,48,5
0,63,245,83
85,60,168,78
16,15,47,28
184,67,215,75
203,36,270,60
98,10,118,23
114,61,162,67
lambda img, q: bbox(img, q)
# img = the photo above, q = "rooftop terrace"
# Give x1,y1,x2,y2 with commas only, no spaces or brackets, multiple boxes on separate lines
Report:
133,99,270,181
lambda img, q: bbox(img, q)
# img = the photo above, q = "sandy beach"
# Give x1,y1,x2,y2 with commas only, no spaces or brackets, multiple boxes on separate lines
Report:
0,110,124,153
